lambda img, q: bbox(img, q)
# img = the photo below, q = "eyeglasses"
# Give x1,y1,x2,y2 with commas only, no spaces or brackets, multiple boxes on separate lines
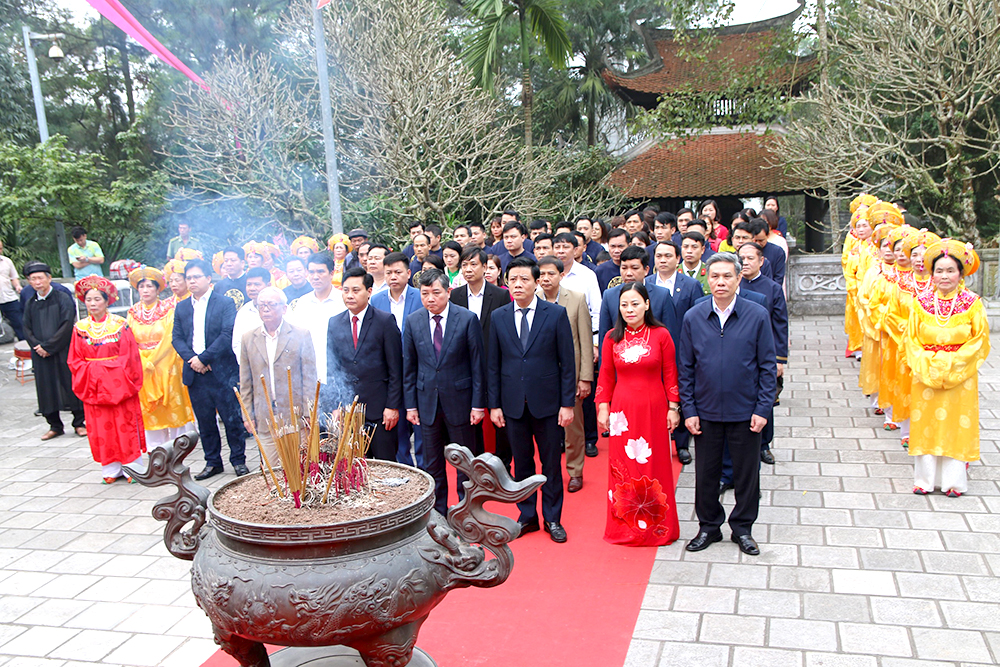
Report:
257,302,283,311
185,274,206,280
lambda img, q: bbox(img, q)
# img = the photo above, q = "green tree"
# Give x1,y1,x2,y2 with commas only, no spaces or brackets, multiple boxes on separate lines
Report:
464,0,573,149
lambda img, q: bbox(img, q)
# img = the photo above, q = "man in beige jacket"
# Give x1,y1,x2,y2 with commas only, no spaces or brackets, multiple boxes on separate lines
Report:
537,256,594,492
239,286,317,465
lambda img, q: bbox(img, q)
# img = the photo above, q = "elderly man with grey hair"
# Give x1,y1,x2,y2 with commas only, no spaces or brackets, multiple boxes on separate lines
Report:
678,252,776,557
239,286,317,464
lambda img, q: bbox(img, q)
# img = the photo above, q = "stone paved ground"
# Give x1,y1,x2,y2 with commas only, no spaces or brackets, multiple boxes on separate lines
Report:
627,315,1000,667
0,314,997,666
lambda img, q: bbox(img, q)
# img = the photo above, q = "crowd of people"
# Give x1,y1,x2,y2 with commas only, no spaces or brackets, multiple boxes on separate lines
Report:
8,201,796,554
841,196,990,497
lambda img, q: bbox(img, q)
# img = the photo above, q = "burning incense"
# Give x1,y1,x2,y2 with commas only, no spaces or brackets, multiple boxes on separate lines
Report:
233,387,283,496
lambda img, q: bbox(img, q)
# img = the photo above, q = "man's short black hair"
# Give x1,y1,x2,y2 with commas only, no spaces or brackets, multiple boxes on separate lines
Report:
184,258,213,279
502,209,520,221
655,211,677,228
677,207,694,218
553,232,578,247
367,243,389,255
412,233,430,246
307,252,335,271
534,233,554,245
502,221,527,237
574,214,592,225
739,242,765,258
538,256,564,273
425,224,443,238
506,255,539,280
624,209,642,220
748,218,769,237
408,220,424,231
608,228,631,243
733,220,753,236
70,226,87,240
454,224,471,236
685,219,708,233
383,251,409,270
655,241,682,258
285,256,306,271
682,231,706,247
223,245,245,260
460,245,488,265
620,245,649,266
342,266,373,289
246,267,271,283
469,221,486,233
554,220,575,234
418,268,450,291
529,219,548,231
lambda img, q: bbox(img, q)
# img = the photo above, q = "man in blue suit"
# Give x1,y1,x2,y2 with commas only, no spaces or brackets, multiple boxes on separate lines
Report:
403,269,486,515
172,259,248,480
371,252,424,466
598,245,675,358
488,257,576,543
647,241,704,465
327,268,403,461
681,253,776,557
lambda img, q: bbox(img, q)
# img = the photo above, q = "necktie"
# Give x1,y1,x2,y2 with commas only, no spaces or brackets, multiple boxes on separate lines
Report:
433,314,443,358
352,315,359,349
519,308,530,351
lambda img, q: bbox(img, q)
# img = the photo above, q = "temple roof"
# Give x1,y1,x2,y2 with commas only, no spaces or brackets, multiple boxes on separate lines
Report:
607,130,795,199
602,1,813,108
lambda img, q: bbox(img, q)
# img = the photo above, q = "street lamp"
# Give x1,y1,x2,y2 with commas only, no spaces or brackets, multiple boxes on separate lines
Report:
22,26,72,278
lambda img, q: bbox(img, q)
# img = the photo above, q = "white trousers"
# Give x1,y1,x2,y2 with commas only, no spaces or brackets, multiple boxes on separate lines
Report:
914,455,967,493
102,456,144,479
145,424,195,449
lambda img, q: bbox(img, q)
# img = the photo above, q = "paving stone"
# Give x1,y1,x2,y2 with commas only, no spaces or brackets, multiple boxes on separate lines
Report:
938,601,1000,632
851,510,908,528
838,622,912,657
800,546,859,569
940,531,1000,553
0,626,79,657
803,594,871,623
159,637,221,667
639,584,675,611
906,511,969,531
101,633,185,667
770,566,832,593
632,610,701,642
46,629,128,662
769,618,838,651
825,527,884,548
622,638,661,667
650,640,729,667
648,561,708,586
708,563,769,589
870,597,943,627
961,576,1000,603
858,548,923,572
14,600,93,628
883,528,945,550
699,613,767,645
895,573,968,600
738,589,802,618
921,551,987,576
804,653,877,667
911,627,993,662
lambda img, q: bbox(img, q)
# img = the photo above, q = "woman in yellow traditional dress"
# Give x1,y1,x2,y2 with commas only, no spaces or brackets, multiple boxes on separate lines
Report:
290,235,321,262
885,230,941,448
126,267,195,448
843,205,875,358
904,240,989,497
327,233,351,288
857,220,897,416
161,258,191,309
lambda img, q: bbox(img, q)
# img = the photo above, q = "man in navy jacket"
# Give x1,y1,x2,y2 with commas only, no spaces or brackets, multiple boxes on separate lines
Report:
679,253,776,557
488,257,576,543
403,270,485,515
172,258,248,480
598,246,674,359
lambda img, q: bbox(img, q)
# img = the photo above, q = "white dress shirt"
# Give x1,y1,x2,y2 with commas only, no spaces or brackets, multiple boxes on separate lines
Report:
232,300,262,360
465,283,485,320
712,297,736,329
561,260,601,341
192,287,213,355
515,296,537,339
429,303,449,341
655,270,677,294
287,289,346,383
388,289,409,331
372,279,388,296
263,321,283,391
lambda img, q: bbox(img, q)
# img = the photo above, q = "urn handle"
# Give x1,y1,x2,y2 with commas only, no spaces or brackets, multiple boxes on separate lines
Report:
124,433,210,561
425,445,544,589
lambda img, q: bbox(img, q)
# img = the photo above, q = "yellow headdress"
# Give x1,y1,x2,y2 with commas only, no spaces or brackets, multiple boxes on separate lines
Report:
850,193,878,214
923,239,980,277
128,266,165,291
327,233,351,251
163,258,187,281
887,225,913,247
174,248,204,261
243,241,279,259
850,207,869,228
866,201,904,228
872,223,897,245
290,235,320,255
212,251,225,276
900,230,941,257
75,276,119,304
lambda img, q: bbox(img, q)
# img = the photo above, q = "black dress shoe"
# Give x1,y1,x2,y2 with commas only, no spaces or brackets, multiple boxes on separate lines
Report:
194,466,224,481
585,442,598,457
719,481,734,495
685,531,722,552
760,449,775,465
516,518,540,538
677,448,692,465
544,522,567,543
732,534,760,556
233,464,250,477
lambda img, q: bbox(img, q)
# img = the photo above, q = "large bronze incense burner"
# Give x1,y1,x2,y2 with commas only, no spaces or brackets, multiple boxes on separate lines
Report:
128,434,542,667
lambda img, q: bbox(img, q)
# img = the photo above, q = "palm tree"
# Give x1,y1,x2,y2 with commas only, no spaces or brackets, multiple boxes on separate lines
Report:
464,0,573,149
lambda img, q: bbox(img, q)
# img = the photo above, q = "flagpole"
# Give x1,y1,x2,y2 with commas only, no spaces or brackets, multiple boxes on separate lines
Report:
313,3,343,235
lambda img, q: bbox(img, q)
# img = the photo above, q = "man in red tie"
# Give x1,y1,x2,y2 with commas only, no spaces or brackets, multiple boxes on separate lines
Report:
402,269,486,516
325,267,402,461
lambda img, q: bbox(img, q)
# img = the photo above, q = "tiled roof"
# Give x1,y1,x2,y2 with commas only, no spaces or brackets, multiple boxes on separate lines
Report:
607,132,793,199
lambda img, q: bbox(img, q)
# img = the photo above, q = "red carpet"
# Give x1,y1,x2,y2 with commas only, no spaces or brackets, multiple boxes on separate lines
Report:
201,442,679,667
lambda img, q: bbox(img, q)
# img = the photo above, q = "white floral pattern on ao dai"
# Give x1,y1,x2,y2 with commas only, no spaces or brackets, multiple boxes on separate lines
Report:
609,411,629,437
625,436,652,464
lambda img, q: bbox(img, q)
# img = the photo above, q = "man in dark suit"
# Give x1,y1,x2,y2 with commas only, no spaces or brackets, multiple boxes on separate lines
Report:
326,267,403,461
451,245,513,468
598,245,675,358
172,258,248,480
680,253,776,557
595,228,630,293
404,269,486,515
737,243,788,466
488,257,576,543
371,252,424,466
647,241,703,464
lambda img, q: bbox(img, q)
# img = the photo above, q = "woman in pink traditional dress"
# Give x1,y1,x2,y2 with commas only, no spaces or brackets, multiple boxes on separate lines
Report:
596,282,681,546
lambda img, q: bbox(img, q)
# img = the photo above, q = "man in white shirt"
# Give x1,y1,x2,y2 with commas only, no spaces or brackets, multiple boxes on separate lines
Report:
552,232,601,344
286,253,346,384
232,267,270,360
367,243,390,295
0,240,24,340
